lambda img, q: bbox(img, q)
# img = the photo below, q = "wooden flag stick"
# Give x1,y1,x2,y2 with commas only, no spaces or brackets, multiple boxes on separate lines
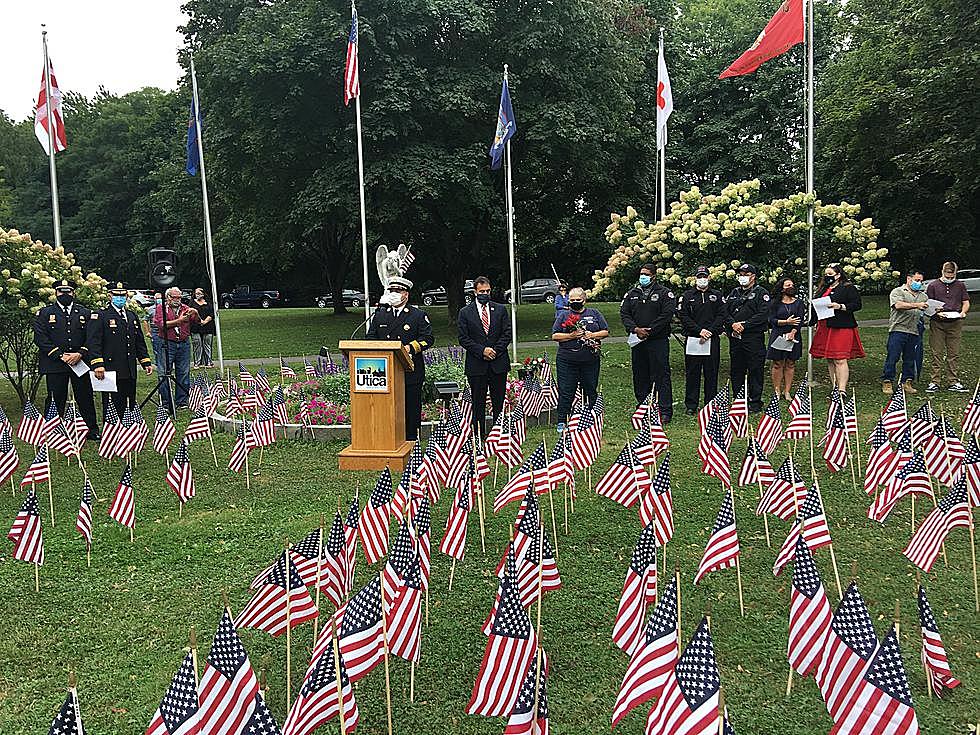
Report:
448,558,457,591
331,615,348,733
9,476,15,496
379,571,394,735
34,558,40,592
807,380,817,479
530,524,546,731
969,510,979,612
747,424,771,548
717,687,726,735
244,443,251,490
312,516,325,642
284,539,292,713
190,626,200,685
851,388,863,475
675,564,681,643
734,556,745,618
46,477,55,526
786,662,794,696
129,522,134,544
207,432,218,468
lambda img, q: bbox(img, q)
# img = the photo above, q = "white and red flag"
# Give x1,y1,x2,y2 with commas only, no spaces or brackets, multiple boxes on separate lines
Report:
655,33,673,151
8,487,44,566
916,585,960,698
343,6,360,106
236,550,319,637
166,442,196,505
787,537,832,678
612,521,658,656
196,609,260,735
903,478,972,572
35,58,68,154
694,489,740,584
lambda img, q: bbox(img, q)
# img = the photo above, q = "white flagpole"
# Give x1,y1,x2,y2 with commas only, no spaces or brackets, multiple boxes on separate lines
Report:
353,3,371,324
189,55,225,373
504,65,518,363
41,26,63,250
657,30,668,222
805,0,815,379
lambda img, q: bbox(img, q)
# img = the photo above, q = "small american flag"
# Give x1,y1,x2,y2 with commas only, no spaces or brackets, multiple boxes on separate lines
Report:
595,441,650,510
545,432,574,493
922,417,963,485
520,374,547,418
612,520,659,656
284,632,358,735
440,469,473,561
328,575,384,683
785,385,812,439
183,408,212,444
254,367,272,394
236,550,319,637
816,581,879,724
484,541,519,635
787,537,832,678
321,513,349,608
75,478,94,552
17,399,44,445
960,435,980,507
382,519,415,610
728,385,749,439
698,410,731,488
736,437,775,488
880,388,907,434
196,609,260,735
145,651,200,735
20,444,51,486
611,576,678,729
822,399,850,472
694,489,740,584
359,468,394,564
842,393,858,436
109,463,136,529
270,385,289,426
870,448,934,522
757,456,806,521
0,404,8,432
398,247,415,275
962,384,980,434
412,496,432,587
569,405,601,470
639,452,673,545
304,358,316,377
864,422,900,495
773,484,834,576
152,404,176,455
63,402,88,445
755,394,783,453
829,624,919,735
47,421,79,459
228,420,256,474
496,443,550,512
166,442,196,505
909,403,937,449
0,427,20,485
386,551,424,662
903,478,971,572
40,400,62,443
515,525,562,608
917,585,960,697
114,406,144,457
8,487,44,565
279,357,296,379
504,649,549,735
238,361,254,384
252,401,277,447
46,688,85,735
98,398,121,459
343,6,360,106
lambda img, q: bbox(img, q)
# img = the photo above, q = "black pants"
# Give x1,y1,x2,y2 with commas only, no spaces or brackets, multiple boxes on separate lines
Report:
684,337,720,411
44,371,99,436
103,377,137,420
556,356,600,423
467,371,507,440
630,337,673,421
405,380,423,441
730,333,766,410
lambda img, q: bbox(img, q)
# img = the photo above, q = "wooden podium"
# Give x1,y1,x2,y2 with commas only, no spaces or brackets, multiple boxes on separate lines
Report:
338,340,415,471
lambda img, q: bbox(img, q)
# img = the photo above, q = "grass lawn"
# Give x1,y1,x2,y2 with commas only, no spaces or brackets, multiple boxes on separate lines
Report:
0,331,977,734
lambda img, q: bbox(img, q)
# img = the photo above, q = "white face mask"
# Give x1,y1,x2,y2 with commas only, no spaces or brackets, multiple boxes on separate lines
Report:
941,276,955,284
737,275,750,287
382,290,407,307
695,278,709,289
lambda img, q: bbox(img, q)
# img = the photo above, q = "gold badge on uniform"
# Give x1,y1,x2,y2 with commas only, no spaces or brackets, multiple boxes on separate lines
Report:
109,319,117,328
49,314,56,323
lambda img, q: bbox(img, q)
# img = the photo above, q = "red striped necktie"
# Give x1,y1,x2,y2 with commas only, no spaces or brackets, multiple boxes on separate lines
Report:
481,304,490,334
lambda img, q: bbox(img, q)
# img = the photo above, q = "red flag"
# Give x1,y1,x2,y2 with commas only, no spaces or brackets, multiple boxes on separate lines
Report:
35,59,68,154
719,0,804,79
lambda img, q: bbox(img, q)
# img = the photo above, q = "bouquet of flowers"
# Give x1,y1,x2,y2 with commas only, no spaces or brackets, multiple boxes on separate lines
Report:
559,312,601,354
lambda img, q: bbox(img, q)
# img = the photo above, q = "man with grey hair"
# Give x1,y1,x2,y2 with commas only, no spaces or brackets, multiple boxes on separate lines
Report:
152,287,198,409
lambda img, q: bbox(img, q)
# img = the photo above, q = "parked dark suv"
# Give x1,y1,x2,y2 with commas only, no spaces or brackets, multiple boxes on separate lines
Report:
220,285,285,309
421,280,475,306
504,278,560,304
315,290,366,309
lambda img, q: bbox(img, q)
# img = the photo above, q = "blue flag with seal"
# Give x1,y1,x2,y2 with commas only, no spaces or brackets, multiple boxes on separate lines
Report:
186,100,201,176
489,76,516,171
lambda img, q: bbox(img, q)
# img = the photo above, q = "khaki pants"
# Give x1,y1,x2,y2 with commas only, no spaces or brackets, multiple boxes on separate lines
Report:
929,318,962,384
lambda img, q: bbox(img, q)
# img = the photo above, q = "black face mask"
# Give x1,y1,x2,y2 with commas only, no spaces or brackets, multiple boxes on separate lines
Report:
569,301,585,311
784,287,797,297
475,293,490,305
823,275,836,286
56,294,73,307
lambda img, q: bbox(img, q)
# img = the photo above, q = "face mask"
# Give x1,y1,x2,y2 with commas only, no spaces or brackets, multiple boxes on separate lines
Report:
941,276,955,284
569,301,585,312
910,281,923,291
638,274,652,287
784,287,797,297
737,275,750,287
823,275,836,285
695,278,709,289
475,293,490,305
155,298,162,305
112,295,127,308
56,294,73,307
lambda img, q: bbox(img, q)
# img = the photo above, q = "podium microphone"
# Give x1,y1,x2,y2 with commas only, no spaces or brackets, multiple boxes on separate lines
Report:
347,302,379,340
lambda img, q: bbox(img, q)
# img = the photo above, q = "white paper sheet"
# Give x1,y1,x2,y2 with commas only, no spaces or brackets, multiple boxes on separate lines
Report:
90,370,118,392
923,298,945,317
940,311,963,319
812,296,834,320
686,336,711,356
770,335,797,352
627,332,643,348
70,360,90,377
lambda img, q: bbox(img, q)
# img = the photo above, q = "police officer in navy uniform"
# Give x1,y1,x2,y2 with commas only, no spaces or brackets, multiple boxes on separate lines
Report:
723,263,770,412
620,263,677,422
677,265,725,415
32,279,101,439
88,282,154,417
365,276,434,441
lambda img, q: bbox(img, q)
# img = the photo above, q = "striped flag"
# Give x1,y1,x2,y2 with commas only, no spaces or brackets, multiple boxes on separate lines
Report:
960,435,980,507
504,649,548,735
35,57,68,154
596,441,650,509
639,452,673,545
917,585,960,697
495,442,548,511
238,362,254,384
8,487,44,565
152,404,176,455
909,403,937,449
612,521,659,656
279,357,296,379
75,478,94,552
236,551,319,637
694,489,739,583
46,688,84,735
880,389,907,434
196,609,260,735
737,437,776,488
304,358,316,377
869,449,934,523
922,417,963,485
515,525,562,608
382,519,415,610
343,6,360,105
785,377,811,438
359,468,394,564
757,456,807,521
283,633,358,735
698,410,731,487
755,394,783,453
40,400,62,443
254,367,272,394
903,478,972,572
773,484,834,576
228,420,256,474
183,408,212,444
17,400,44,445
0,427,20,485
47,420,78,459
98,398,121,459
728,385,749,439
145,652,200,735
822,400,850,472
787,538,832,678
321,513,349,608
166,442,196,505
569,404,602,470
20,444,51,486
109,463,136,529
320,575,384,684
962,385,980,434
440,469,473,561
385,551,424,662
864,421,900,495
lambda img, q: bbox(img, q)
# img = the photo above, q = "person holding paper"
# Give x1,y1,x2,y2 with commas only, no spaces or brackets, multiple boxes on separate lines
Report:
620,264,677,423
88,282,154,417
723,263,770,412
766,277,807,400
32,279,100,440
881,271,928,395
677,265,724,415
926,261,970,393
808,263,865,394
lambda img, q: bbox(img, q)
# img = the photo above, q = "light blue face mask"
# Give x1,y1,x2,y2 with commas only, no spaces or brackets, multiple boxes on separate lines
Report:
111,295,127,308
909,281,923,292
638,274,652,287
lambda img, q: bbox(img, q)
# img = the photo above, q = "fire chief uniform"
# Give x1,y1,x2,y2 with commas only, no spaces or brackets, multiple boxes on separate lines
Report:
366,300,434,441
677,281,725,413
32,284,100,436
620,281,676,422
88,294,153,417
723,277,770,412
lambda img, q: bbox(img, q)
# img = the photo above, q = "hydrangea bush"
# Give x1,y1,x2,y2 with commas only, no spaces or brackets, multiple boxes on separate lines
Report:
592,180,896,298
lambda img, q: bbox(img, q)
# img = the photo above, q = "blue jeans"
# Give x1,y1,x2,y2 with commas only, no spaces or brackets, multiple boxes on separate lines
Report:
157,338,191,407
556,356,600,423
151,335,171,408
881,331,919,383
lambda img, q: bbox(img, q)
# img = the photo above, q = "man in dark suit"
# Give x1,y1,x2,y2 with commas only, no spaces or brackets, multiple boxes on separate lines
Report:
457,276,512,438
88,282,154,417
32,279,100,439
365,276,434,441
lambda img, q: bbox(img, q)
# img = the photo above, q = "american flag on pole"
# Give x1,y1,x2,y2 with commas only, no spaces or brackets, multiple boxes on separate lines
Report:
698,410,731,487
520,373,547,418
343,6,360,106
328,575,384,683
903,477,972,572
785,377,811,437
909,403,937,449
238,362,254,384
279,356,296,379
787,537,832,678
962,383,980,434
320,513,349,608
98,398,121,458
880,388,907,435
773,484,834,576
595,441,650,509
152,404,176,455
495,442,548,511
864,421,900,495
755,394,783,453
412,496,431,587
62,403,86,450
196,609,260,735
440,467,473,561
145,651,200,735
8,487,44,565
236,550,319,637
254,367,272,395
612,520,659,656
114,406,143,457
359,467,394,564
0,404,8,434
611,576,678,729
382,519,414,610
35,56,68,154
922,416,964,486
570,404,602,470
916,585,960,697
484,541,519,636
728,385,748,439
46,687,84,735
694,489,740,584
515,526,562,608
283,632,358,735
736,437,776,488
17,400,44,445
166,442,196,505
385,551,424,662
545,432,574,494
40,400,62,444
184,408,212,444
504,649,549,735
822,399,850,472
252,401,277,447
304,358,316,378
869,448,934,523
228,420,256,474
816,581,879,724
109,463,136,529
75,478,94,552
759,456,808,519
960,435,980,507
639,452,673,545
828,624,919,735
0,426,19,485
20,444,51,486
644,617,722,735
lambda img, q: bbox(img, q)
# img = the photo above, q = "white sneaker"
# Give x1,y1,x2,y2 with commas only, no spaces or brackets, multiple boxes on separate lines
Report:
926,383,940,393
949,382,968,393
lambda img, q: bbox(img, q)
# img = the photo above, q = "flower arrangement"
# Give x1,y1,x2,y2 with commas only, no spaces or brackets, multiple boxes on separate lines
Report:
558,312,601,354
592,180,895,298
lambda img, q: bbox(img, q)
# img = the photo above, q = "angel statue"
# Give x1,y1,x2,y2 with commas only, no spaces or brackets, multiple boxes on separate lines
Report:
375,243,409,289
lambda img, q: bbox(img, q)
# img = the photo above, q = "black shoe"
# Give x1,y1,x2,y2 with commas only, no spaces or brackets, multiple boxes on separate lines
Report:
749,404,764,414
685,407,697,416
86,432,101,442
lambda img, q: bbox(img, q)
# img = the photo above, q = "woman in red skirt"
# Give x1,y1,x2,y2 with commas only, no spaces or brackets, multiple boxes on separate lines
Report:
810,263,865,393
